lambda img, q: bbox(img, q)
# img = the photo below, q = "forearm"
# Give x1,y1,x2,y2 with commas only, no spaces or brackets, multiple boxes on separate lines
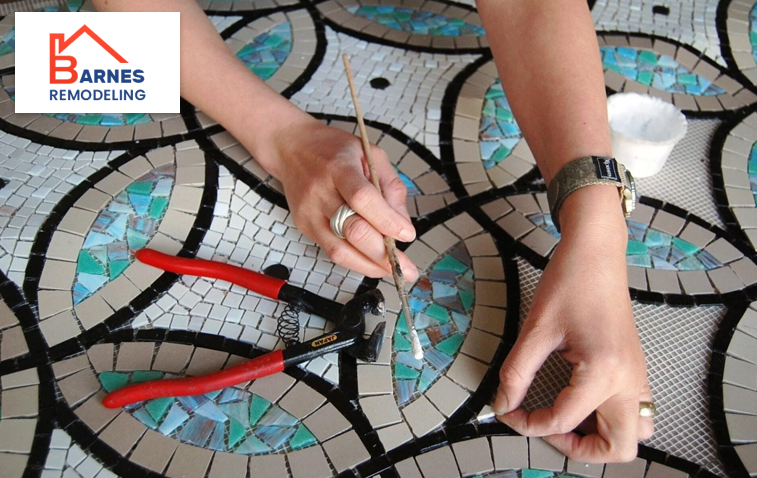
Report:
477,0,625,242
92,0,312,177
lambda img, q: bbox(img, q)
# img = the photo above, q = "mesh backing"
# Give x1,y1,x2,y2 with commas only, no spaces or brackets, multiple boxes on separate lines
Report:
516,258,727,476
634,119,724,228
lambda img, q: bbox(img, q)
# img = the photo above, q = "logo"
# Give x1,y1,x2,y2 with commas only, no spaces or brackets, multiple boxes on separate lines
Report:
312,335,338,348
593,156,620,181
15,12,179,113
49,25,128,84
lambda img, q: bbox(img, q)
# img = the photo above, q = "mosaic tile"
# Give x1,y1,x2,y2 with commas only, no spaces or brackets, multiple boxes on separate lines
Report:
601,46,724,96
391,241,475,407
72,165,175,305
236,22,292,80
346,5,484,36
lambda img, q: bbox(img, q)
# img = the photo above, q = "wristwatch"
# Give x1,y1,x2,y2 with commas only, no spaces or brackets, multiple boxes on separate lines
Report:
546,156,636,233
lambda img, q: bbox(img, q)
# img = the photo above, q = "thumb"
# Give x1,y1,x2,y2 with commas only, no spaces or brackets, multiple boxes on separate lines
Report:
493,323,559,416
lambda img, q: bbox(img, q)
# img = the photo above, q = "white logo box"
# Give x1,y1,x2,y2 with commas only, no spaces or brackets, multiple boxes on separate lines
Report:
15,12,180,113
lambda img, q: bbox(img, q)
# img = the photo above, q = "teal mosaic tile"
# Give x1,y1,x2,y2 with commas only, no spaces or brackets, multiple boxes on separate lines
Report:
397,170,421,197
346,6,485,36
479,80,522,170
236,22,292,80
747,140,757,203
392,242,474,407
72,165,175,305
99,371,317,454
524,210,721,271
601,46,725,96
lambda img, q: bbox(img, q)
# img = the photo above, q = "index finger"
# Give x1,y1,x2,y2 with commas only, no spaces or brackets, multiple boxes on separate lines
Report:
334,160,415,243
544,394,639,463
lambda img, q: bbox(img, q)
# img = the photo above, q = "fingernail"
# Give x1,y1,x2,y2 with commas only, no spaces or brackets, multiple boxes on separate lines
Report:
399,228,415,242
492,390,508,416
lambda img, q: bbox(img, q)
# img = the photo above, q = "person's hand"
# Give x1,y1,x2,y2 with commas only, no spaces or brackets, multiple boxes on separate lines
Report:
493,186,653,462
262,116,418,281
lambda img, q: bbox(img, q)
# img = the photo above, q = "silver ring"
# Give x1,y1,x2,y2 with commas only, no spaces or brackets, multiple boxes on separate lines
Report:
330,205,357,239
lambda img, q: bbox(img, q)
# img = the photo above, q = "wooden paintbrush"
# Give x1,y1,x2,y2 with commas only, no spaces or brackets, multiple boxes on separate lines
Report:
342,54,424,360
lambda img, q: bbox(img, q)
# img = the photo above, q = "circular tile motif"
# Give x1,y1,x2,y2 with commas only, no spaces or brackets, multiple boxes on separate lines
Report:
600,34,754,112
36,145,207,347
451,61,536,196
317,0,486,50
483,192,757,299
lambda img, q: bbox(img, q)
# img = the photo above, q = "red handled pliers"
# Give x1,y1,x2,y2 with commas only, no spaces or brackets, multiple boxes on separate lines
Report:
102,249,386,408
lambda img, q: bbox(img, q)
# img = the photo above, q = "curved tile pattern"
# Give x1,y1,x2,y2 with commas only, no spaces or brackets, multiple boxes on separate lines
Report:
198,0,299,12
0,294,28,361
726,0,757,87
716,110,757,249
393,435,710,478
0,75,186,145
317,0,486,50
131,167,361,385
41,428,117,478
451,61,537,196
712,303,757,478
37,144,206,346
52,342,370,476
0,368,40,478
600,34,756,112
483,192,757,299
224,10,317,94
360,213,507,450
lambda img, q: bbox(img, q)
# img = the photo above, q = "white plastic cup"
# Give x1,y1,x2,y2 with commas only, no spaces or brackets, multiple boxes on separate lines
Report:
607,92,687,178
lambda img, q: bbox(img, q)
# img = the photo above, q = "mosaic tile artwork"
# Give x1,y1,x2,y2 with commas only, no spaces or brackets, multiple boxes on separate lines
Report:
479,80,521,170
101,371,317,455
346,5,484,36
72,165,175,305
236,22,293,80
601,46,725,96
3,0,757,477
392,242,474,407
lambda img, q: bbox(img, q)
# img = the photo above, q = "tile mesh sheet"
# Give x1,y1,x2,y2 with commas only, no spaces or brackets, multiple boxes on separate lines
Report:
517,258,727,476
634,118,724,229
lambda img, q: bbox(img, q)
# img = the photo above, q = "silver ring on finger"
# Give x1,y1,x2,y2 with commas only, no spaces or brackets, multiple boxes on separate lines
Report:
330,204,358,239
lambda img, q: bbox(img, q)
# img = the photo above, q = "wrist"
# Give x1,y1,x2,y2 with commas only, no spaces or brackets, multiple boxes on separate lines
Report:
557,185,628,246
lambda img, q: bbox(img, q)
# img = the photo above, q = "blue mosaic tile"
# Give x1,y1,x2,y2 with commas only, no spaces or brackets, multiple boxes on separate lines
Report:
525,210,721,270
479,80,522,170
601,46,725,96
398,169,421,197
98,371,317,454
392,242,474,407
72,165,175,305
236,22,292,80
347,6,485,36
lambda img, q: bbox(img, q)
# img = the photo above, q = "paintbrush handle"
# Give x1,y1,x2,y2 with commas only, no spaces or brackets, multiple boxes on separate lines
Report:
342,54,424,360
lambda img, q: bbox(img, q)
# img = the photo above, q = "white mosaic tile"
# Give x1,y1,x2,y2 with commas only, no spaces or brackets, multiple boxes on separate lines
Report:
289,27,480,159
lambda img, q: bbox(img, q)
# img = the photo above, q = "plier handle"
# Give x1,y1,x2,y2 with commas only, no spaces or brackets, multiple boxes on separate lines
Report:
102,249,385,408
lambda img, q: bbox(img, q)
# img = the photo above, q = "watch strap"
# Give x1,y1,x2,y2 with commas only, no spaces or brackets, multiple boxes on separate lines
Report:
547,156,624,233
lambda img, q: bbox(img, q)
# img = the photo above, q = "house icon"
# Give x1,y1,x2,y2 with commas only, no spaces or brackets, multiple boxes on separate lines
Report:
50,24,127,83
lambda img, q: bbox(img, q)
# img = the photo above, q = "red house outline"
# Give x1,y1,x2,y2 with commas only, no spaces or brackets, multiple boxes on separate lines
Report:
50,24,127,84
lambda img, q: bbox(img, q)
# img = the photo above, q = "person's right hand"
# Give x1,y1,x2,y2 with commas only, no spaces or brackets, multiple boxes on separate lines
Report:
493,186,653,462
262,116,419,282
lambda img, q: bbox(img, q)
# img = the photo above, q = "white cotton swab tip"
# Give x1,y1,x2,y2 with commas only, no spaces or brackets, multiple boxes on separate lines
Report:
409,328,424,360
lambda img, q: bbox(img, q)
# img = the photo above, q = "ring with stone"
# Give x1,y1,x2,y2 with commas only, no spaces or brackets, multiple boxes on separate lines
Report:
330,204,358,239
639,401,656,418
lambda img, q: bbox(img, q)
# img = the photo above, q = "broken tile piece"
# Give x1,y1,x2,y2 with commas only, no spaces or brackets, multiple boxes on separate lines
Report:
415,445,460,478
492,436,528,470
322,429,370,473
529,437,565,471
